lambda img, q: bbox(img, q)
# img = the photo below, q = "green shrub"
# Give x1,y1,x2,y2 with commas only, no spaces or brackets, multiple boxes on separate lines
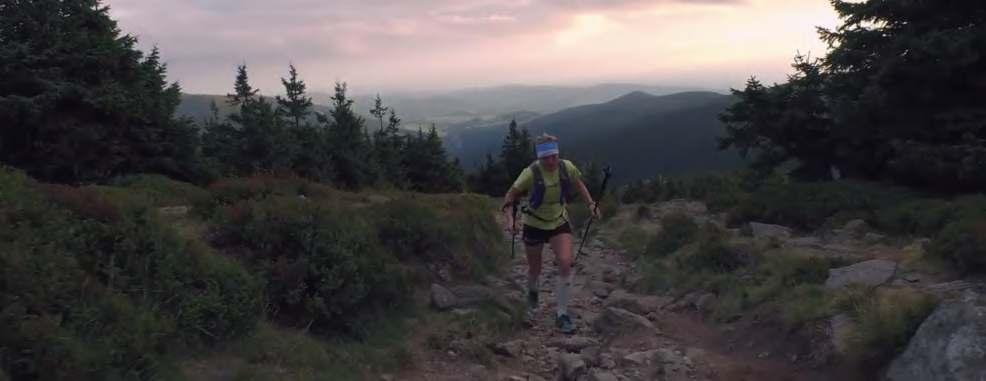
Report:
109,174,211,207
875,199,957,236
644,213,699,258
372,194,504,280
194,174,353,218
929,217,986,273
847,289,937,366
214,196,410,336
617,226,651,258
675,236,744,274
0,168,262,380
778,285,834,327
730,180,915,230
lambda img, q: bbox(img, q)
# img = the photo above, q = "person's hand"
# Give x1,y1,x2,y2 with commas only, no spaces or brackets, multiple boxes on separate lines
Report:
589,202,602,220
504,216,519,235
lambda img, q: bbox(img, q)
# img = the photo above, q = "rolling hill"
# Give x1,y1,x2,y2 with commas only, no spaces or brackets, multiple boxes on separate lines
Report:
446,91,743,183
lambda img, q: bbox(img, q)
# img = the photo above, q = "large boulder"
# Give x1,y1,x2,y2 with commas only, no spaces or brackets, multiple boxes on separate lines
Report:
886,291,986,381
824,259,897,290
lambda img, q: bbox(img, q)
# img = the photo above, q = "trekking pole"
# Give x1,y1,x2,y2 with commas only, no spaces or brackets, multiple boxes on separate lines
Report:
510,200,520,259
576,166,613,259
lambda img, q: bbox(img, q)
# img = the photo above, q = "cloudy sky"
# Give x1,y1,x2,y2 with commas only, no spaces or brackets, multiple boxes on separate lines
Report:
106,0,839,95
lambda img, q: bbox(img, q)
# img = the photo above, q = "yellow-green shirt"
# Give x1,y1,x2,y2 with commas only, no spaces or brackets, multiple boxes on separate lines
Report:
511,160,582,230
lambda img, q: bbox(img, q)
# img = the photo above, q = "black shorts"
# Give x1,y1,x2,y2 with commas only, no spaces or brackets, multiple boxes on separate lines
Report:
523,223,573,247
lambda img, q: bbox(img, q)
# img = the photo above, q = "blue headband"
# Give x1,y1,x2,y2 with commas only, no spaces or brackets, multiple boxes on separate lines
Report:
536,142,559,158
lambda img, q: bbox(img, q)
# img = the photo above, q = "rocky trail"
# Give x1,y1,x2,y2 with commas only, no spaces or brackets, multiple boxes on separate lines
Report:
396,208,826,380
388,200,986,381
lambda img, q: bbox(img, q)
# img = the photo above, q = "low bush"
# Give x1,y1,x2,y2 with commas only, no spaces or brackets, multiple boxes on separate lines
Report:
729,180,915,230
644,213,699,258
929,217,986,273
371,194,505,279
213,196,410,336
617,226,651,258
0,167,262,380
846,289,937,366
109,174,211,207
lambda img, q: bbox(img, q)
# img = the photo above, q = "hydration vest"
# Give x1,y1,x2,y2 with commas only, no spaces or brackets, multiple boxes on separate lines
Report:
526,161,576,219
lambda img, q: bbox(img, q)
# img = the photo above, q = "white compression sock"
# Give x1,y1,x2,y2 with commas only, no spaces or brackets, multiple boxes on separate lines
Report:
556,273,573,317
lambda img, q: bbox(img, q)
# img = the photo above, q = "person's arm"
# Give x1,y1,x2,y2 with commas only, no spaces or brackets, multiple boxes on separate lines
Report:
501,187,522,233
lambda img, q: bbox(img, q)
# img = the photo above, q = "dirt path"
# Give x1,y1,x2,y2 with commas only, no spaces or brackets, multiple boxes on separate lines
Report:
397,233,841,381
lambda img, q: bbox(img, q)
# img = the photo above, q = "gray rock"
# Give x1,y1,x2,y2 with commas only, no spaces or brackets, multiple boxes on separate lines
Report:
749,222,793,240
606,289,670,315
903,274,922,283
590,281,614,298
843,219,870,238
829,314,854,355
600,266,624,283
656,199,708,217
157,205,189,217
548,336,601,352
694,293,718,312
824,259,897,290
926,280,979,298
559,353,587,380
589,370,619,381
785,236,824,249
886,291,986,381
593,307,655,335
621,350,661,366
430,283,457,310
466,364,490,380
449,285,493,306
599,353,616,369
490,339,525,358
864,232,887,245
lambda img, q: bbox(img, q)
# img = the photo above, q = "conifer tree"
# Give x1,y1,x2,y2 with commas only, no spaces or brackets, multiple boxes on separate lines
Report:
276,64,313,129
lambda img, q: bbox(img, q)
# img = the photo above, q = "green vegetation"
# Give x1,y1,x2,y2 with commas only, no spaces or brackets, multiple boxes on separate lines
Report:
0,168,263,380
720,0,986,192
844,289,938,366
645,213,699,258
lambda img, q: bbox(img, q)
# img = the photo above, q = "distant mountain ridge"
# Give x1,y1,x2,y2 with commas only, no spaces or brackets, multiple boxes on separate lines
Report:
177,83,700,129
446,90,743,183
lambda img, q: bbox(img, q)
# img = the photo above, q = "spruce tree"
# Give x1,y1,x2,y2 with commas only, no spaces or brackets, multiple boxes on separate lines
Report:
0,0,201,183
326,82,375,189
276,64,313,129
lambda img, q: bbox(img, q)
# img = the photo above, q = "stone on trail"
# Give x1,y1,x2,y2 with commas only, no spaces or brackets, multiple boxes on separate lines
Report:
589,370,619,381
749,222,793,240
558,353,588,381
824,259,897,290
886,291,986,381
593,307,655,335
590,281,614,298
605,289,669,315
490,339,525,358
430,283,457,310
548,336,601,352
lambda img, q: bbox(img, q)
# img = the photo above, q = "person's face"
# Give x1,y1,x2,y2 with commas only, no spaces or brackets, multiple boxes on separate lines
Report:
540,154,560,171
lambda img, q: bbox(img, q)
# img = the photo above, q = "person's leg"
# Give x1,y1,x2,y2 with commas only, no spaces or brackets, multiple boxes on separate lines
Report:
523,225,546,315
549,229,575,332
525,243,544,295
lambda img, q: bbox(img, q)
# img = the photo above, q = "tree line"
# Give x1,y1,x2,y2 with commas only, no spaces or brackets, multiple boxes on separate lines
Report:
719,0,986,192
0,0,463,192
